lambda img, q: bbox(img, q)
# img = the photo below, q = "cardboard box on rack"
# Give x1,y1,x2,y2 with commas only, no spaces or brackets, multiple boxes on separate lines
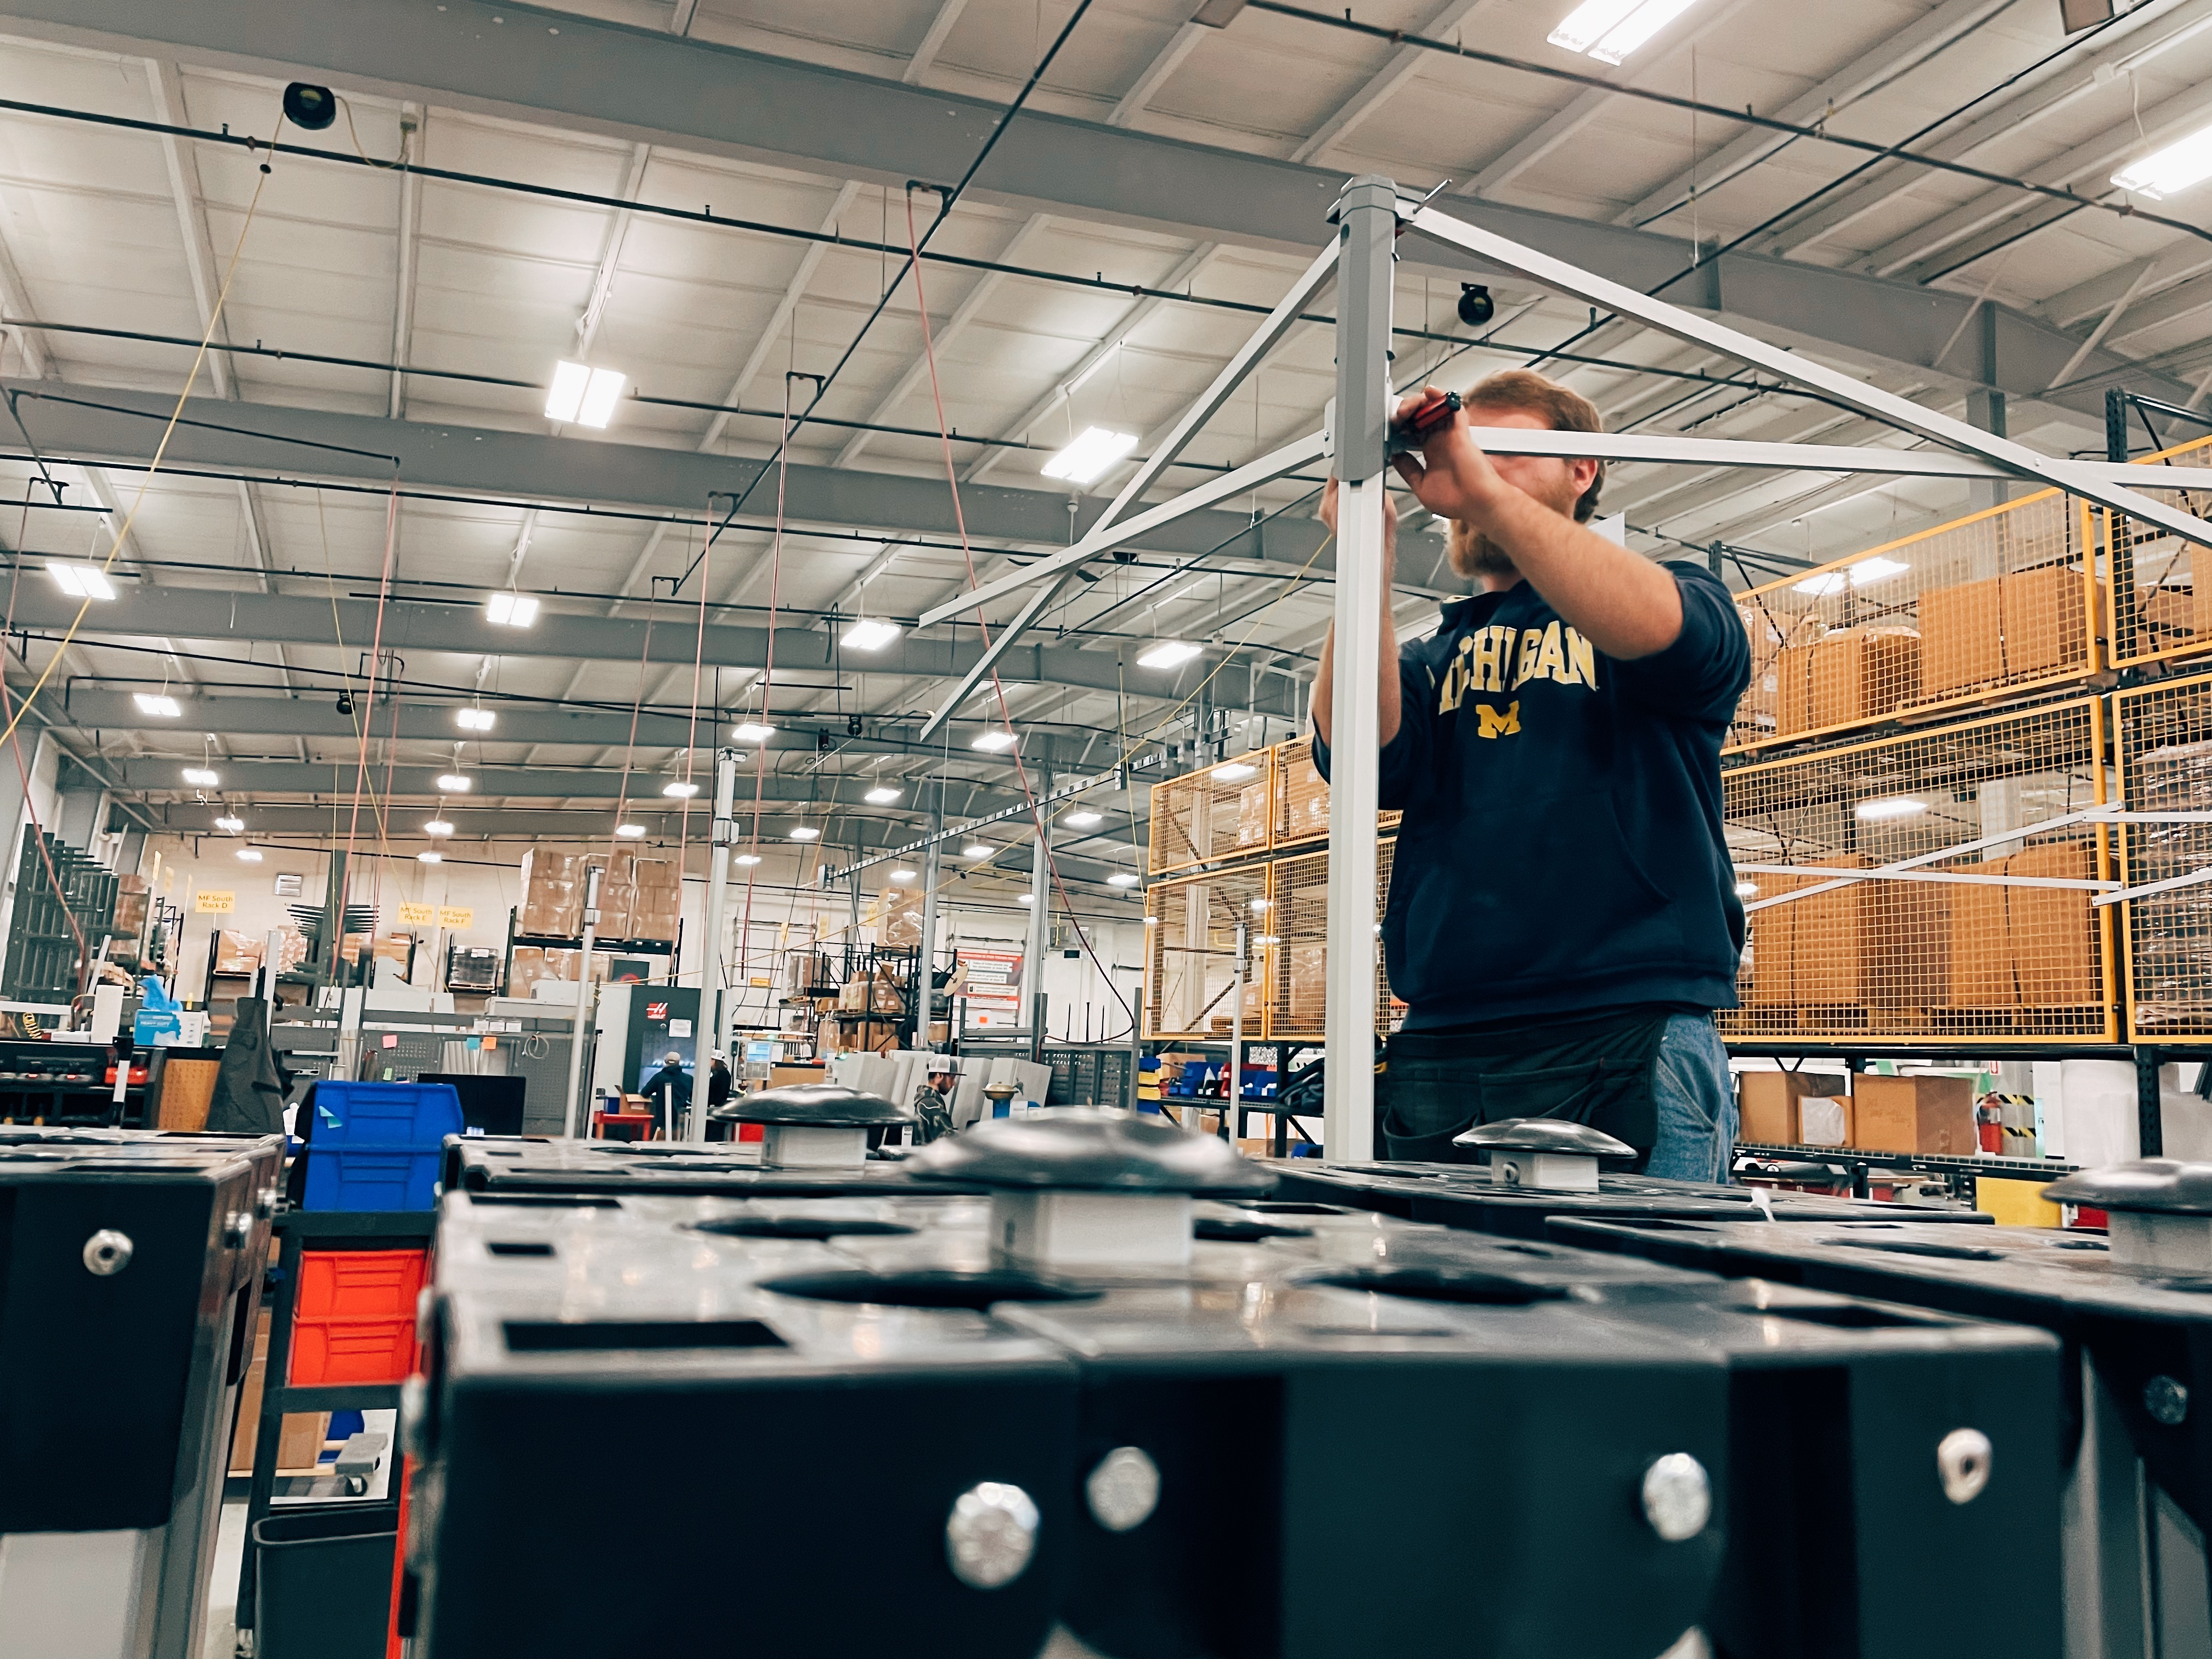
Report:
1945,867,2012,1007
1737,1070,1845,1147
2000,565,2091,678
1235,783,1269,849
2008,838,2103,1007
1919,574,2005,695
1772,644,1815,737
1852,1073,1976,1155
1809,629,1921,728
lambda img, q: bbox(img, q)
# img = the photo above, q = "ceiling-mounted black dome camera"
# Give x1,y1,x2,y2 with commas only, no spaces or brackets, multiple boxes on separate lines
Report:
1457,283,1496,329
283,83,338,132
846,713,864,738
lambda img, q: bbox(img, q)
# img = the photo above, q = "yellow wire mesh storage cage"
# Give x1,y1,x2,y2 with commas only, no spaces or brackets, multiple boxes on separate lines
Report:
1269,734,1401,852
1143,864,1270,1042
1726,490,2099,756
2115,674,2212,1042
1148,749,1276,877
1260,843,1401,1043
1719,698,2116,1043
2101,433,2212,672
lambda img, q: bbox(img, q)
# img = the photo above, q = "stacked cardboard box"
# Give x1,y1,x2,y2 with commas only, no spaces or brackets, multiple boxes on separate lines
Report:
1945,839,2103,1008
1809,628,1921,729
1920,565,2093,696
1852,1073,1976,1155
623,854,681,942
1736,1071,1846,1146
1743,857,1948,1010
519,845,585,936
1235,782,1269,850
1278,749,1329,843
876,886,923,947
2114,741,2212,1030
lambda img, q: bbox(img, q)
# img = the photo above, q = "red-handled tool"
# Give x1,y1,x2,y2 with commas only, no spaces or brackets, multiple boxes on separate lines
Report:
1386,388,1460,456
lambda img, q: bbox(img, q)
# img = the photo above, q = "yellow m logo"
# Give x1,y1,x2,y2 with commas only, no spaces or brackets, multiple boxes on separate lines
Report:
1476,701,1521,739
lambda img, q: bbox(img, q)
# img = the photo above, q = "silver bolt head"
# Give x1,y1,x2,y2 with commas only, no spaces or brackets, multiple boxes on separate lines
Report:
225,1211,253,1248
255,1185,279,1220
945,1481,1040,1590
82,1229,133,1276
1085,1446,1161,1533
1642,1453,1711,1542
1937,1427,1993,1504
2146,1375,2190,1427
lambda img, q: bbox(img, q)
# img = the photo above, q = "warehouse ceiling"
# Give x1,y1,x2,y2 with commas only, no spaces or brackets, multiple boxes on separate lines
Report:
0,0,2204,891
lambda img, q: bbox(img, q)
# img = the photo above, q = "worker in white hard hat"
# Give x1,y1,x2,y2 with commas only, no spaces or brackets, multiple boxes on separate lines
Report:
705,1049,733,1111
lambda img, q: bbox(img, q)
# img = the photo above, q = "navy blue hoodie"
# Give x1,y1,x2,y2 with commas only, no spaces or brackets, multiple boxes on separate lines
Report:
1313,561,1750,1028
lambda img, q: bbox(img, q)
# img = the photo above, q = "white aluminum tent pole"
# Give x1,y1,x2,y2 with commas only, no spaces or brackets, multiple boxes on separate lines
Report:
562,865,603,1139
917,791,942,1052
694,746,736,1141
1322,174,1396,1166
1407,204,2212,553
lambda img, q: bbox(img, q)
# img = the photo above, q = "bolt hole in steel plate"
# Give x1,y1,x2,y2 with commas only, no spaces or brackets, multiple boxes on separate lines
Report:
689,1216,919,1240
1834,1239,2006,1262
82,1229,133,1276
1193,1217,1313,1242
1085,1447,1161,1533
757,1269,1099,1311
1641,1453,1712,1542
945,1482,1040,1590
1313,1268,1566,1306
1936,1428,1993,1504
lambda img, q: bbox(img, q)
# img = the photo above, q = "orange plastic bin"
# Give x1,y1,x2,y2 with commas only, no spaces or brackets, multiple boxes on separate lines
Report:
289,1248,429,1386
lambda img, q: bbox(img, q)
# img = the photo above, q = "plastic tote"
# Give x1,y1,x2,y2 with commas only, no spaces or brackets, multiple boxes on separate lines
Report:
301,1080,465,1211
251,1508,397,1659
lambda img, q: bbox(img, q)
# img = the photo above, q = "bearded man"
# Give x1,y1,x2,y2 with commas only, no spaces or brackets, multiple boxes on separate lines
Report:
1312,369,1751,1179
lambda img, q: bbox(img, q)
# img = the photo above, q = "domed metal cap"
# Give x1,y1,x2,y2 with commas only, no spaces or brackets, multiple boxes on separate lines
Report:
907,1106,1273,1194
710,1083,913,1127
1454,1117,1636,1159
2044,1159,2212,1215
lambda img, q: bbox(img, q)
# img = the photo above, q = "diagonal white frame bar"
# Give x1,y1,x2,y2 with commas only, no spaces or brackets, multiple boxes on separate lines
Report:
1472,430,2212,490
1408,204,2212,554
918,430,1329,630
915,574,1073,743
1734,863,2116,891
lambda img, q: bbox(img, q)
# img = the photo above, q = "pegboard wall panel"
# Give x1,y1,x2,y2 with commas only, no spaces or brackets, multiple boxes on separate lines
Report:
2117,676,2212,1041
1727,491,2097,755
2103,434,2212,671
1149,750,1274,877
1144,865,1269,1041
1719,698,2115,1043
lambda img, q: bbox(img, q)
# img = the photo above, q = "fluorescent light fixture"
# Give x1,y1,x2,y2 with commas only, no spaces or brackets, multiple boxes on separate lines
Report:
842,618,902,651
1018,893,1035,905
963,844,992,859
663,780,701,799
424,819,454,837
1735,880,1760,898
789,826,821,840
486,591,540,628
734,853,761,866
47,562,114,600
864,786,901,804
418,850,442,864
236,846,263,862
1214,761,1258,782
215,815,244,832
456,707,496,731
1795,556,1911,598
546,360,626,427
134,693,180,718
2113,119,2212,199
1855,795,1926,822
972,730,1017,752
1107,872,1140,887
890,868,919,882
1137,640,1201,670
1064,810,1103,828
1041,426,1138,484
731,721,775,743
616,823,646,838
436,773,472,793
1549,0,1701,64
182,767,219,787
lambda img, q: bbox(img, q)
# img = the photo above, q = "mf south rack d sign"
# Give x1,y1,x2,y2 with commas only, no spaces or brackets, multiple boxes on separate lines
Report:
194,891,234,915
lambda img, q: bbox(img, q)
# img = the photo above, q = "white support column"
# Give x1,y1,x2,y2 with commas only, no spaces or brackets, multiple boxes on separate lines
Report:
1322,174,1398,1166
563,866,603,1139
1025,805,1051,1046
916,794,943,1050
695,747,736,1140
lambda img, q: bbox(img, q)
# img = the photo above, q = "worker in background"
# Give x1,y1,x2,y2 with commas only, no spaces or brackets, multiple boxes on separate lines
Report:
1313,369,1751,1180
706,1049,733,1111
640,1051,692,1140
912,1057,957,1144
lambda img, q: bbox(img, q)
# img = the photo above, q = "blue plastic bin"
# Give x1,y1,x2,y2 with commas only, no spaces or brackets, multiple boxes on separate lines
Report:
301,1081,464,1211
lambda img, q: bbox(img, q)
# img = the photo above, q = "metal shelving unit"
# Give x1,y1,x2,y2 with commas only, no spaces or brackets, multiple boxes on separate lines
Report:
1736,1141,2079,1206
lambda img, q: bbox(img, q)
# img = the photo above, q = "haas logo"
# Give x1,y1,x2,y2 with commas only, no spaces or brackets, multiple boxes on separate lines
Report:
647,1001,669,1021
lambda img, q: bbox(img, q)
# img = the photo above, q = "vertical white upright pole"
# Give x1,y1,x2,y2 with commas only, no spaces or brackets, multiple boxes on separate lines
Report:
916,791,942,1052
695,748,737,1140
1024,804,1051,1060
563,865,603,1139
1227,921,1245,1144
1323,174,1396,1166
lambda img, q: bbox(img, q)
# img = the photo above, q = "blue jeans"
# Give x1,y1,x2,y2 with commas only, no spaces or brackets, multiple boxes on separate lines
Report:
1645,1014,1737,1183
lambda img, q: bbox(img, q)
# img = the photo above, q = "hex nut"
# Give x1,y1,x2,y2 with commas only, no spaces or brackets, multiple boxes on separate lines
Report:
945,1481,1040,1589
1937,1427,1993,1505
1641,1453,1711,1542
82,1229,133,1276
2146,1375,2190,1427
1085,1446,1161,1533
